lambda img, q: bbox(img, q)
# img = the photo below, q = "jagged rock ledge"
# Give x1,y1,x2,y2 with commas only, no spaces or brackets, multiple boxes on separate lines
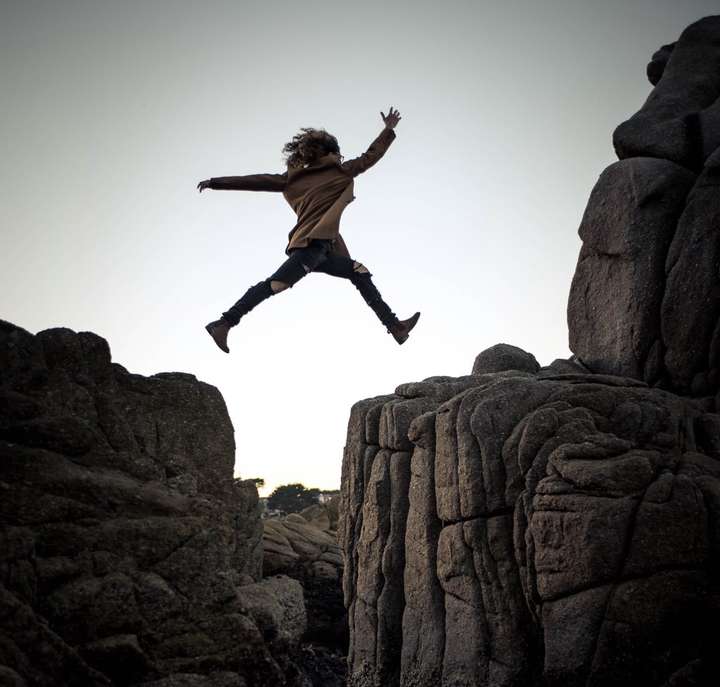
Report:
339,351,720,687
0,320,311,687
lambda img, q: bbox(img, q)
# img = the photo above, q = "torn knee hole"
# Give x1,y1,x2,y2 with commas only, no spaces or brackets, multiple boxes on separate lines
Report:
353,261,370,274
270,280,289,293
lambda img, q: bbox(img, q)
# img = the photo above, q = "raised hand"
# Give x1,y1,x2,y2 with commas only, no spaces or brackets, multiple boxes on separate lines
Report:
197,180,211,193
381,106,402,130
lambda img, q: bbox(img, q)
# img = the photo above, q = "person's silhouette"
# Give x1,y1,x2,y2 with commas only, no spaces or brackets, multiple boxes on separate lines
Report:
198,106,420,353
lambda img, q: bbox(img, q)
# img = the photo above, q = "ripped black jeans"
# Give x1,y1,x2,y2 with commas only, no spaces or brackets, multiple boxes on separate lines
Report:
221,239,399,329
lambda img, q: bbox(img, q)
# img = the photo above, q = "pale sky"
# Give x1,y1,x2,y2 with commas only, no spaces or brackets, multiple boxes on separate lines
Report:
2,0,715,496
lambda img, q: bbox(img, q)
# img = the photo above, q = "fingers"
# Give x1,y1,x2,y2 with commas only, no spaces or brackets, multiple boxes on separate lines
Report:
382,106,401,123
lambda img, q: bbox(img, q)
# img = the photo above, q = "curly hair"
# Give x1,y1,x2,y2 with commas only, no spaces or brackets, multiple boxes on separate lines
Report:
282,128,341,168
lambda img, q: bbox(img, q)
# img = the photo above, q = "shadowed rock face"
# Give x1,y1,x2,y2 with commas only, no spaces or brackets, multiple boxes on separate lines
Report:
262,511,347,687
614,16,720,169
263,513,346,650
570,15,720,396
0,321,308,686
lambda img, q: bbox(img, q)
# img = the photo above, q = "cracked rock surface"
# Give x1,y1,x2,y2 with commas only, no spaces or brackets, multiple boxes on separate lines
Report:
340,364,720,687
340,15,720,687
0,321,309,686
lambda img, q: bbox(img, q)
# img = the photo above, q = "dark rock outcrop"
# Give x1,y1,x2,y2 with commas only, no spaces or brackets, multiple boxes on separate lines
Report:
570,15,720,395
646,43,675,86
0,321,308,686
340,16,720,687
263,514,345,649
567,157,695,383
262,513,346,686
471,344,540,375
340,360,720,687
614,16,720,168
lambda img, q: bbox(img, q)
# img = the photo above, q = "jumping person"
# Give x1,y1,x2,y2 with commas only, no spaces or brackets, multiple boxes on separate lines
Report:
198,106,420,353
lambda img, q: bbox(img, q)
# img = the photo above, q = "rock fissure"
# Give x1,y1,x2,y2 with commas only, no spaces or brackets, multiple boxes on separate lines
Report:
541,562,707,606
440,508,514,526
582,462,666,687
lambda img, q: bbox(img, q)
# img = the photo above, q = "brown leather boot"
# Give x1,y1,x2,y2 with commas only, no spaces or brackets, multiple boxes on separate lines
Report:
205,319,231,353
389,312,421,345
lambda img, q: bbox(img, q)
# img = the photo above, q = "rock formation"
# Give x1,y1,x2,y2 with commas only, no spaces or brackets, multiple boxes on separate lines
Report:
340,16,720,687
5,14,720,687
263,513,344,649
0,322,310,686
263,511,346,686
340,368,720,687
297,498,340,535
570,15,720,396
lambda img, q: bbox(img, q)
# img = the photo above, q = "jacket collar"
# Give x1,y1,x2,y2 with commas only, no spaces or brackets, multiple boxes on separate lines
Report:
288,153,341,176
307,153,342,170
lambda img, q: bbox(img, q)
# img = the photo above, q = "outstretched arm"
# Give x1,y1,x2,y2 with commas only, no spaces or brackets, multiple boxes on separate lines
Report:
340,106,401,178
197,172,287,193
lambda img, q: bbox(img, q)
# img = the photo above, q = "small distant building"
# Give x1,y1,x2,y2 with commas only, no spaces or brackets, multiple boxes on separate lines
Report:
318,489,340,504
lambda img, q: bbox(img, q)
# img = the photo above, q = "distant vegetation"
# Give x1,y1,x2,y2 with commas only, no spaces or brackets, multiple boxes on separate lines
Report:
267,483,321,514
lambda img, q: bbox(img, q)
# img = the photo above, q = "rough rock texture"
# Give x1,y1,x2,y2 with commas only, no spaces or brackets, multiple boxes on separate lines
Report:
471,344,540,376
263,514,345,649
297,498,339,534
568,158,695,383
570,15,720,395
340,361,720,687
262,512,347,686
0,321,309,686
341,16,720,687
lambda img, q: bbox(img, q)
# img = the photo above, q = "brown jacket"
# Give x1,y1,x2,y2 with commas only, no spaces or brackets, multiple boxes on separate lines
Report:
208,127,396,256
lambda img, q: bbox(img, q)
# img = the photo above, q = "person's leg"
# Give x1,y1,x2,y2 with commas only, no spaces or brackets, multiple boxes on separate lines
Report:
206,241,331,352
314,255,399,328
314,254,420,343
222,242,331,324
